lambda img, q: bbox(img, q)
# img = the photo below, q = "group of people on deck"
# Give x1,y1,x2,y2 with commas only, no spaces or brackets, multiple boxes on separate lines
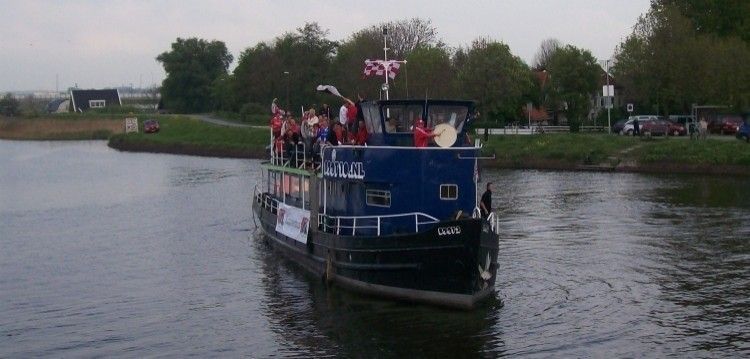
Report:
271,96,467,158
270,97,369,164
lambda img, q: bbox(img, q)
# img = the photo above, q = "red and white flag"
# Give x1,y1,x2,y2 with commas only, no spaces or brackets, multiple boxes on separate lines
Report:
363,59,402,80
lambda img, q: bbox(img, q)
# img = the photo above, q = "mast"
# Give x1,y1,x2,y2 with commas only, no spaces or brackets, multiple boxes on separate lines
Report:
383,26,390,100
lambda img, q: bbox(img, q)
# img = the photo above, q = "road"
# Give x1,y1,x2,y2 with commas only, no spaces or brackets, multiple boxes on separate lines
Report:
187,114,266,129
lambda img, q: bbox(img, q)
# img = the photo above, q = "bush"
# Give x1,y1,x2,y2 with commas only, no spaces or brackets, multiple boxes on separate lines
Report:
0,93,21,116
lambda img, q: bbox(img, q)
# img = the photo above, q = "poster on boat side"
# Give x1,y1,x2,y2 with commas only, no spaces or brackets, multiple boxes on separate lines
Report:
275,203,310,244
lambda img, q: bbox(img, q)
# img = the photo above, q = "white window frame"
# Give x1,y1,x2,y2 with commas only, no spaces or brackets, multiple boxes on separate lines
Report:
440,184,458,200
89,99,106,108
366,189,391,208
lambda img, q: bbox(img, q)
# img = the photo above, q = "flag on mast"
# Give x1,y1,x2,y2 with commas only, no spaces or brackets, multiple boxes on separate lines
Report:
363,59,402,79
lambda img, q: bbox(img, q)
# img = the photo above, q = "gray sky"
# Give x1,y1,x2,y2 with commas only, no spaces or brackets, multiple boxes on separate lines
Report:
0,0,650,92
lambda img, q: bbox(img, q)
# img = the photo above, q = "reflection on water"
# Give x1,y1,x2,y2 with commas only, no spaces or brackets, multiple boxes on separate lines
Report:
252,236,505,357
0,141,748,357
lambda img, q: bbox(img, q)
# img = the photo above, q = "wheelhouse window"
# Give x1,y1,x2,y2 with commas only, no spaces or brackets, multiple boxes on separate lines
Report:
381,104,423,133
440,184,458,200
427,105,469,133
366,189,391,207
89,100,106,108
362,103,382,134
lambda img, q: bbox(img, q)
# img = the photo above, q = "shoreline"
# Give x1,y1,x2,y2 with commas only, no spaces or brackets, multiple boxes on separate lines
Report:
3,116,748,176
107,136,267,159
107,139,750,177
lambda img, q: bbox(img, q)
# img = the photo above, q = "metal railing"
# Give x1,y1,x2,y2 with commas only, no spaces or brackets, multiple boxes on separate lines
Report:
255,189,280,215
318,212,440,237
256,189,440,237
270,141,307,168
482,125,608,135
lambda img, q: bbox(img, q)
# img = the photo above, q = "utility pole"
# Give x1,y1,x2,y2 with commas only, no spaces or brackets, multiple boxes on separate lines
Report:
606,59,611,134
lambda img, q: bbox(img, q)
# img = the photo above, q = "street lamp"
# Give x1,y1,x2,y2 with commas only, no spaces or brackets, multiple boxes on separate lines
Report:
283,71,290,112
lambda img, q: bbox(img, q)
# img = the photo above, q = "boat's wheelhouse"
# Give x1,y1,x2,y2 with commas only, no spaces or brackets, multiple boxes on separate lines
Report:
361,99,475,147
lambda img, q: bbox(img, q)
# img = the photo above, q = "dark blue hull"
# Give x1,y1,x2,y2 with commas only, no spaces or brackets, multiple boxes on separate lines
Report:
253,200,499,309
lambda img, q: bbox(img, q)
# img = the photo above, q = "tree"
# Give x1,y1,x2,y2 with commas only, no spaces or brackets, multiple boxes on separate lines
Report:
384,18,440,60
226,23,338,114
0,93,20,117
457,38,532,124
651,0,750,43
403,45,454,98
157,38,233,113
613,4,750,114
547,45,599,131
532,38,561,71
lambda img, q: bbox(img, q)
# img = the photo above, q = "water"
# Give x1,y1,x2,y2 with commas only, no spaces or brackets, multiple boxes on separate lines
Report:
1,140,748,357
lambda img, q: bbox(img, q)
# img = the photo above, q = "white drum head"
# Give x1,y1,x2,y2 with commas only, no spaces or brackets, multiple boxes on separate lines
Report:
433,124,457,148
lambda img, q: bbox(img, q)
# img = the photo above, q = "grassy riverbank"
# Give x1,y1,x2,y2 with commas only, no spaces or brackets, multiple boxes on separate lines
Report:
484,134,750,175
3,114,748,175
108,116,269,158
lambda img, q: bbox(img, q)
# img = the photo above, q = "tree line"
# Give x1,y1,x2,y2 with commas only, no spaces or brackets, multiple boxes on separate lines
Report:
157,4,750,127
157,19,601,128
613,1,750,115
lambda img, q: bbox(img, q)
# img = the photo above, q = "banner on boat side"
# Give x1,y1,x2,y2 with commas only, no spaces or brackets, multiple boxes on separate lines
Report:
275,203,310,244
322,160,366,180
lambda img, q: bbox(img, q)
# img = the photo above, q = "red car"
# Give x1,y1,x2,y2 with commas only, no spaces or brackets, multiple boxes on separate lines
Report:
144,119,160,133
640,119,669,136
665,119,686,136
708,116,742,135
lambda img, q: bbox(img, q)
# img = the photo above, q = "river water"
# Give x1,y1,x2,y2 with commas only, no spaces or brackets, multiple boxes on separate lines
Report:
1,140,748,357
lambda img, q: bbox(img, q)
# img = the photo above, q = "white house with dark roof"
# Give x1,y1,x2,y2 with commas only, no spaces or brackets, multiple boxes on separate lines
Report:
70,89,121,112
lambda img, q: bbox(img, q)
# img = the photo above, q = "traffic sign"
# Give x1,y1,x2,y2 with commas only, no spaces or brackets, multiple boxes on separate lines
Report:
627,103,634,113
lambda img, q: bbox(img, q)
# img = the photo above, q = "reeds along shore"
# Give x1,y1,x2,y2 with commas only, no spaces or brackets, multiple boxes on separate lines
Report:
0,118,123,140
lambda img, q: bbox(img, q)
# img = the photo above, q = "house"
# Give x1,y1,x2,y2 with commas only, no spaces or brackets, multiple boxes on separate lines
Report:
524,70,566,125
70,89,121,112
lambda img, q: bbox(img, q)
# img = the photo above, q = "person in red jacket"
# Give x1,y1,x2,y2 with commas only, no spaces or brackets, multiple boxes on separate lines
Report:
413,118,438,147
270,114,283,138
342,97,358,133
354,120,368,145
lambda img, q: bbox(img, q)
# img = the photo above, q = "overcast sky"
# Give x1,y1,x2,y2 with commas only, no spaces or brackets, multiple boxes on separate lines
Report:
0,0,651,92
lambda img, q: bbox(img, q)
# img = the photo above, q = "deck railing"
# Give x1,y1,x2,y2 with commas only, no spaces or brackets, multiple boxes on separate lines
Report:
270,142,307,168
256,190,440,236
318,212,440,237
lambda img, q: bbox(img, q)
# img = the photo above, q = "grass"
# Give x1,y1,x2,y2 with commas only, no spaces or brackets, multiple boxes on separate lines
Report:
108,116,270,154
633,138,750,165
483,133,637,165
482,133,750,168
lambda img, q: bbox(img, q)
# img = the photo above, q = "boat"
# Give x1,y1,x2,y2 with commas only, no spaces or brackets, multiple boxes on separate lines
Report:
252,97,500,309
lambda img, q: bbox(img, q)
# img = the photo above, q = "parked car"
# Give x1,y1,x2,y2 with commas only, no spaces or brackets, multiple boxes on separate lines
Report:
665,119,686,136
640,119,669,136
144,119,160,133
737,120,750,142
620,115,662,136
708,115,743,135
612,119,628,134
